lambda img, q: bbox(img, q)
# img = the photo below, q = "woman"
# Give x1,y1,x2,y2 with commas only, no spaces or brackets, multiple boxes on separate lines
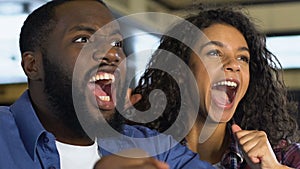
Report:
132,6,300,169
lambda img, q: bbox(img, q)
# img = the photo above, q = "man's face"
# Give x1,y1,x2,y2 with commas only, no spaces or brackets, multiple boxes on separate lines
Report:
42,1,127,137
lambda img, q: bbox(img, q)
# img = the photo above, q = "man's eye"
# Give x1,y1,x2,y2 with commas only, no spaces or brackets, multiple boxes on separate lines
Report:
110,41,123,48
74,37,90,43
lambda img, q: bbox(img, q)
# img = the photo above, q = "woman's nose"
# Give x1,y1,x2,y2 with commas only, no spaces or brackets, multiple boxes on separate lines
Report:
223,57,241,72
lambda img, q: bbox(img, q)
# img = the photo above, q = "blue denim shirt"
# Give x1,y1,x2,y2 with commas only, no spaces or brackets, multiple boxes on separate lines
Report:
0,91,213,169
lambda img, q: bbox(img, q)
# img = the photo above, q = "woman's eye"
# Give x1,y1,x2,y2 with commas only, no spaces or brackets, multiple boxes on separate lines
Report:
206,50,221,57
74,37,90,43
110,40,123,48
238,55,250,64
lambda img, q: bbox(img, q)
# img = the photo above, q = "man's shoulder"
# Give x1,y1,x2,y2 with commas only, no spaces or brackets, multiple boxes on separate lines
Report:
0,105,20,148
122,124,161,138
0,106,18,133
0,106,15,125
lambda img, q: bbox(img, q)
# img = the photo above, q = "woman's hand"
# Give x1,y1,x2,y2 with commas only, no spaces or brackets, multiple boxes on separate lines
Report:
124,88,142,111
231,124,292,169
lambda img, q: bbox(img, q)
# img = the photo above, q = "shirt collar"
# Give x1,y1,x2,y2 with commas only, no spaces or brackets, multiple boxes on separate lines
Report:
10,90,46,160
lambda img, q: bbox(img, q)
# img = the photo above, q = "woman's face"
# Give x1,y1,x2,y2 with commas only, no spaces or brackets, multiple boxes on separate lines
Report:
189,23,250,123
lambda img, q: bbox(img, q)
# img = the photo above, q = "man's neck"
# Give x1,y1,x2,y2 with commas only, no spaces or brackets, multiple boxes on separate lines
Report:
34,104,93,146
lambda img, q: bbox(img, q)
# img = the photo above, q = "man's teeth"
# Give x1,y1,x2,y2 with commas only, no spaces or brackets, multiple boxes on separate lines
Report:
89,73,115,83
213,81,237,87
98,96,110,102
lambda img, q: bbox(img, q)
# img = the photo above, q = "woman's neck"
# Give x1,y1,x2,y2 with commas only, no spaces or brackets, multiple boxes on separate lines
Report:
185,120,229,164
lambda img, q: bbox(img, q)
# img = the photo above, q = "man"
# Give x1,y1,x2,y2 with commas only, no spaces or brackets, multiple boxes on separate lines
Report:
0,0,213,169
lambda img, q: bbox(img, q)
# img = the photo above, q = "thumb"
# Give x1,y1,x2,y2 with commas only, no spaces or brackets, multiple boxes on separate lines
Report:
231,124,242,133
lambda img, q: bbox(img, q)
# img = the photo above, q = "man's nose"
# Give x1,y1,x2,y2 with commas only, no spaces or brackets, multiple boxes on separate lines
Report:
93,47,121,65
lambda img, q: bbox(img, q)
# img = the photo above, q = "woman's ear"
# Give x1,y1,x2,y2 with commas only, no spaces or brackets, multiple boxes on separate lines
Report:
21,51,42,81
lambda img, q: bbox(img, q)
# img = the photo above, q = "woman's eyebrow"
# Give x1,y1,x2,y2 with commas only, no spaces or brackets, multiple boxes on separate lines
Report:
199,41,249,52
238,46,250,52
199,41,224,51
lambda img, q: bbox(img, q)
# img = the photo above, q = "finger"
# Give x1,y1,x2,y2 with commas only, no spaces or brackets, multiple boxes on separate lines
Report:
231,124,255,140
234,128,258,141
248,153,261,164
231,125,262,164
238,132,268,164
231,124,242,133
243,154,261,167
238,131,266,146
243,144,262,164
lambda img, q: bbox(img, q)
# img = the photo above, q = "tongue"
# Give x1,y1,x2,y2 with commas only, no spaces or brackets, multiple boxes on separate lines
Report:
94,83,108,97
93,80,112,98
211,89,230,106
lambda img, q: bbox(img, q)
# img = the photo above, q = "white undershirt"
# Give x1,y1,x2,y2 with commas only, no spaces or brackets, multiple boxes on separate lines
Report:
55,140,101,169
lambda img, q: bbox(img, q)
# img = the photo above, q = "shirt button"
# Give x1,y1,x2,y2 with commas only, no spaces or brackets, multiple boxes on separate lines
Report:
43,137,49,143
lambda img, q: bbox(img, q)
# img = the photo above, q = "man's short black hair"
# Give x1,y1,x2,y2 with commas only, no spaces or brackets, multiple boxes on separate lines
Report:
19,0,107,54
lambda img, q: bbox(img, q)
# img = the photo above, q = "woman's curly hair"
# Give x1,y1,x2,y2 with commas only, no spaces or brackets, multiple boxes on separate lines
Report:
132,6,299,146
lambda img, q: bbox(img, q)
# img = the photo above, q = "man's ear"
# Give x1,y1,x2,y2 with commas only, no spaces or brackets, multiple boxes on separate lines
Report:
21,51,42,80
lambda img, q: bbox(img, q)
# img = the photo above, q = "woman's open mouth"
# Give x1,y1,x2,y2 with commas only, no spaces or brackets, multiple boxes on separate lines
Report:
211,79,239,110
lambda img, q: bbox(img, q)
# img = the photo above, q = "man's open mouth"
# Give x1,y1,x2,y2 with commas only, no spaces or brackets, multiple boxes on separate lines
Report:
87,72,116,110
211,80,239,109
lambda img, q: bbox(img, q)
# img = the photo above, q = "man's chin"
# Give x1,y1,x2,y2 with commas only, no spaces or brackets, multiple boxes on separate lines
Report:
96,99,116,111
89,110,124,138
98,109,116,122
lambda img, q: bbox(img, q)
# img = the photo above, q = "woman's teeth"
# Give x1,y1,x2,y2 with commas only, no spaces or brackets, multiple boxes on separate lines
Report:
213,80,237,88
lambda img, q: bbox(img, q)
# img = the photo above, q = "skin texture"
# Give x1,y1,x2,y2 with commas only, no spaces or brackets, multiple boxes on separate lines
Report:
21,1,167,168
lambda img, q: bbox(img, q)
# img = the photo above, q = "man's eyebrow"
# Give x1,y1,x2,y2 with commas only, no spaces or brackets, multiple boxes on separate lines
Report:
68,24,123,39
69,25,97,34
97,29,122,37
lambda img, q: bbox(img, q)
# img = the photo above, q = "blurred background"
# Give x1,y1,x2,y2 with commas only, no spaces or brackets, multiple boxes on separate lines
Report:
0,0,299,124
